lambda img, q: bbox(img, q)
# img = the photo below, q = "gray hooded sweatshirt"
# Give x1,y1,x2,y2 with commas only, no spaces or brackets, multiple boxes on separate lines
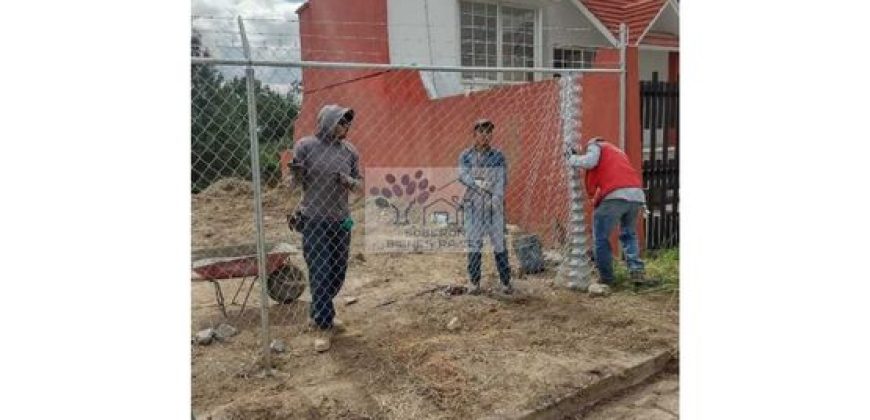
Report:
291,105,360,221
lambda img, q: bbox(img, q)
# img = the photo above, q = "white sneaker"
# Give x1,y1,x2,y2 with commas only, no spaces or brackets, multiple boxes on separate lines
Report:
588,283,611,297
313,330,333,353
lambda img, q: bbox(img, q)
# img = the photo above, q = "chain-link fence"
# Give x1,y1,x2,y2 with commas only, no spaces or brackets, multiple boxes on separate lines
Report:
191,15,625,390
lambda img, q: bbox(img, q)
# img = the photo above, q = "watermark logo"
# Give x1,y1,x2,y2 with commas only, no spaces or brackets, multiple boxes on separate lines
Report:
364,167,503,253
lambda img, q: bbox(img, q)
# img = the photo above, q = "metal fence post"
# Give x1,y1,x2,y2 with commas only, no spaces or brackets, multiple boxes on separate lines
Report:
238,16,272,375
619,23,628,150
558,72,594,290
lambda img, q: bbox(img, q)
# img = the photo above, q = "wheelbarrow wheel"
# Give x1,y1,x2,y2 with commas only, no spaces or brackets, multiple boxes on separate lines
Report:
266,263,306,304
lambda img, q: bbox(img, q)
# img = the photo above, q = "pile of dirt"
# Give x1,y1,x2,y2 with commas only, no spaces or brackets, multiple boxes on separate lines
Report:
262,185,298,209
191,182,301,250
198,178,255,199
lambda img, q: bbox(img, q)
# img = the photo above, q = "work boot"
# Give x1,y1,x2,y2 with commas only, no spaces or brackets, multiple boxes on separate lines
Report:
468,282,482,295
630,271,659,289
499,283,514,295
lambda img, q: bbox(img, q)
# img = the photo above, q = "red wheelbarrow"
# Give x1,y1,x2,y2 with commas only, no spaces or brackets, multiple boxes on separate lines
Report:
191,242,306,320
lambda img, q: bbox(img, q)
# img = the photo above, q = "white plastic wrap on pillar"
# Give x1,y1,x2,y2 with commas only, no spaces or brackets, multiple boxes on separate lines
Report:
557,73,595,290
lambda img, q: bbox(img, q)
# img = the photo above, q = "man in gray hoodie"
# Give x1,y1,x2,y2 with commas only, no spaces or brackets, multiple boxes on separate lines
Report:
289,104,362,352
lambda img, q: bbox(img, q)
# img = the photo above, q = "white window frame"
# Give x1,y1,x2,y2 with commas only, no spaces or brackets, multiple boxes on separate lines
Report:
458,0,542,85
552,45,597,69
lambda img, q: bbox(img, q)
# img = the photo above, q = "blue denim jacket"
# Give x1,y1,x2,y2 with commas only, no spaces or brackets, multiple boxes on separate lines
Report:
458,147,507,200
458,147,507,228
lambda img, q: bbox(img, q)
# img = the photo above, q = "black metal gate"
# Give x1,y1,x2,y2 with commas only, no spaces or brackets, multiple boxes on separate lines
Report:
640,73,679,249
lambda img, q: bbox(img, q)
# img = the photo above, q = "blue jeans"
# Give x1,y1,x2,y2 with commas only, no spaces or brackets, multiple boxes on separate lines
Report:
593,199,645,284
464,202,511,286
301,218,350,329
467,250,511,286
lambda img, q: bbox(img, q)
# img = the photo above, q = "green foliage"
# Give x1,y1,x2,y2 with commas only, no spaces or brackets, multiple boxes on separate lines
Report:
612,247,679,293
191,30,299,193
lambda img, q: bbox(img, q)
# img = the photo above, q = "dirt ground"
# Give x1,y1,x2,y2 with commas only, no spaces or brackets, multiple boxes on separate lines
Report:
191,181,679,419
579,370,679,420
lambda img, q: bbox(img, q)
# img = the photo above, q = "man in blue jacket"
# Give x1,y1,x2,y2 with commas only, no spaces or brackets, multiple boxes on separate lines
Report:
458,119,512,295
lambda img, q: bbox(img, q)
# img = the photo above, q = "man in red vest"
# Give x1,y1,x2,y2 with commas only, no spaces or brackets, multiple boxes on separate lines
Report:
569,137,646,286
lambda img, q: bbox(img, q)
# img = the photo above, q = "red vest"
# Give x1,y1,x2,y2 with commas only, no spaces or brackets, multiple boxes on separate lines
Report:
584,141,643,208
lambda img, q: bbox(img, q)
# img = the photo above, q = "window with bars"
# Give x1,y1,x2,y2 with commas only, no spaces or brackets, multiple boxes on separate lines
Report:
460,1,537,83
553,47,596,69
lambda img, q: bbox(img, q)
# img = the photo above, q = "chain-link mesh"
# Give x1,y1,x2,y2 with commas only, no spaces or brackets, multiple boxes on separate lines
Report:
263,66,593,338
190,20,303,386
191,15,616,398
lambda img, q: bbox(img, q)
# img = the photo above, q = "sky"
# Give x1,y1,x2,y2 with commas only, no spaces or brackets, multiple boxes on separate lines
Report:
191,0,305,93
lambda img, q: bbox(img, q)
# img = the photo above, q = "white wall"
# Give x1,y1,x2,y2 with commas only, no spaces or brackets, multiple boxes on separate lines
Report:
388,0,463,97
638,49,669,81
542,0,612,66
388,0,615,98
648,1,678,37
